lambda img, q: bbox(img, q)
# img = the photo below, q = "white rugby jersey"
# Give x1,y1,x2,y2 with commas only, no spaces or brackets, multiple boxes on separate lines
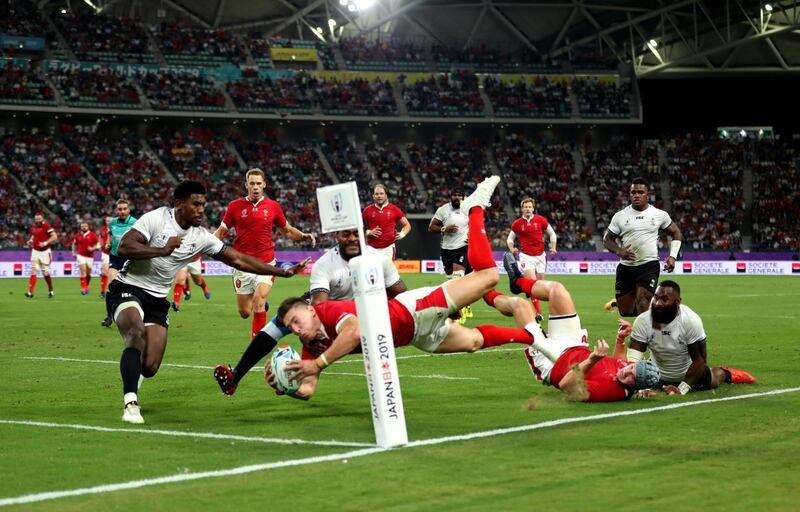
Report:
117,207,224,297
433,202,469,250
309,245,401,300
630,304,707,383
607,204,673,266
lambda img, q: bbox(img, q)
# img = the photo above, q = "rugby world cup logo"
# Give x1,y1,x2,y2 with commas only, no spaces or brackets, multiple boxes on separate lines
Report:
332,193,343,213
365,267,378,286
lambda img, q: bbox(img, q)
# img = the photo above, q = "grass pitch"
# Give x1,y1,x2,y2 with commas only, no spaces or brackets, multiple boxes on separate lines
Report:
1,274,799,511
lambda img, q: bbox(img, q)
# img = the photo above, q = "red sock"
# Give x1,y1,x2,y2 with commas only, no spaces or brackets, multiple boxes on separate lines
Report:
80,276,87,290
517,277,537,298
101,275,108,293
252,311,267,339
86,275,91,287
173,284,183,304
44,275,53,291
466,208,495,271
532,298,541,314
483,289,502,307
197,279,209,294
184,281,191,292
475,325,533,347
28,274,37,292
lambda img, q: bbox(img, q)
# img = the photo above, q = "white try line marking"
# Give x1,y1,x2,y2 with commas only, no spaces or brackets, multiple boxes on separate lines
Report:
0,420,373,448
22,356,481,381
2,386,798,507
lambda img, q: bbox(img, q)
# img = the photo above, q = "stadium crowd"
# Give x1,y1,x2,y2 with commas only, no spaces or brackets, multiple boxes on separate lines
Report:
751,138,800,250
484,76,571,118
52,14,154,64
338,37,427,70
402,71,484,116
140,71,226,110
48,67,141,107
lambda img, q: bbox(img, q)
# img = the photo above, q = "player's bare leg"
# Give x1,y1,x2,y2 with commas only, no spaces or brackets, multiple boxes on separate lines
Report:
633,286,653,316
531,269,546,322
172,268,189,312
190,272,211,299
441,176,500,309
26,260,39,298
79,263,91,295
116,306,148,423
614,290,637,317
100,261,109,298
434,319,533,353
140,325,168,378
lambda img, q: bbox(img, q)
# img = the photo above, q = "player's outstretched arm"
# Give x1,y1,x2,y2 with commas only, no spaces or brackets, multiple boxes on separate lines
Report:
217,247,309,277
279,224,316,247
286,317,361,381
212,224,228,240
118,230,181,260
613,319,632,360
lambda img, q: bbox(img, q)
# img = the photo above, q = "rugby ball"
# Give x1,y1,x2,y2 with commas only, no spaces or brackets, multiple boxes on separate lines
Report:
270,345,301,395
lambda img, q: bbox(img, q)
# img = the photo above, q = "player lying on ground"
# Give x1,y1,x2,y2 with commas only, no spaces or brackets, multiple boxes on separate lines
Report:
111,180,308,424
621,280,755,396
497,257,661,402
268,176,538,400
213,229,407,396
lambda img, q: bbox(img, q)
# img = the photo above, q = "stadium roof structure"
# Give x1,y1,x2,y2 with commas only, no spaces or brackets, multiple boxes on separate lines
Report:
43,0,800,76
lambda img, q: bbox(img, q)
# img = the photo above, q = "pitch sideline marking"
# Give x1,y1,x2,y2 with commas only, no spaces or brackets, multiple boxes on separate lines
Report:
0,420,374,448
2,386,799,507
22,356,481,380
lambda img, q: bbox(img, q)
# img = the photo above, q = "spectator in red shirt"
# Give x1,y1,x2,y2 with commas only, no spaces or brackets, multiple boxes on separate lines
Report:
362,184,411,261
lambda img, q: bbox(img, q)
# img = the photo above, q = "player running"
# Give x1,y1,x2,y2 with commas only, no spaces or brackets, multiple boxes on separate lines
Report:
214,168,316,339
72,221,99,295
109,181,307,424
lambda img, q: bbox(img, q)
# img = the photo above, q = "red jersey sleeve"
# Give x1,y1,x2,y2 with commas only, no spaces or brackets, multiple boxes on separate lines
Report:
392,204,406,219
539,215,550,230
222,201,237,230
272,201,287,229
511,218,521,235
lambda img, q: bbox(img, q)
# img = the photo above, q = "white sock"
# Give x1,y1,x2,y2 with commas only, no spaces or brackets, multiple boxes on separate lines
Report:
123,392,138,406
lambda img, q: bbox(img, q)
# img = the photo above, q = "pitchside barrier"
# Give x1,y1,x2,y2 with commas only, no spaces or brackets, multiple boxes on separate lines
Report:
0,259,798,278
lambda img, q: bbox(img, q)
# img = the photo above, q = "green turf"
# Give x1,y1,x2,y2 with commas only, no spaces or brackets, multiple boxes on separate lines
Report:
1,274,799,510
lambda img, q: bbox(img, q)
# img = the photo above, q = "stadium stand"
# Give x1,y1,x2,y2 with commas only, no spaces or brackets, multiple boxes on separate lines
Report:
432,44,552,73
751,138,800,250
572,77,633,118
48,67,142,108
338,37,427,71
0,60,55,105
0,0,47,38
401,71,484,117
227,74,315,114
0,166,43,249
61,124,172,215
665,135,745,250
245,31,272,67
583,139,661,235
140,71,226,111
495,135,592,249
484,75,571,118
364,141,428,214
231,131,331,245
0,131,108,247
151,22,247,67
52,14,155,64
316,77,397,116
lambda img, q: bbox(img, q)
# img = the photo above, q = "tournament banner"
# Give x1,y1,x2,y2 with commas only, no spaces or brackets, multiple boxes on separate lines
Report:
419,260,800,276
44,59,243,81
270,47,319,62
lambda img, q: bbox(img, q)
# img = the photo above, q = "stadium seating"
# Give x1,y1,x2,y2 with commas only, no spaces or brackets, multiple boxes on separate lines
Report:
148,126,241,228
0,131,108,247
245,31,273,67
151,22,247,67
316,77,397,116
751,138,800,250
48,67,142,108
0,60,55,105
432,44,553,73
484,75,571,118
338,37,427,71
52,14,155,64
0,0,48,38
140,71,226,111
496,135,592,249
583,139,661,235
665,135,745,250
61,124,173,215
572,78,633,118
231,131,331,245
227,74,315,114
0,166,43,249
364,141,428,214
402,71,484,117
